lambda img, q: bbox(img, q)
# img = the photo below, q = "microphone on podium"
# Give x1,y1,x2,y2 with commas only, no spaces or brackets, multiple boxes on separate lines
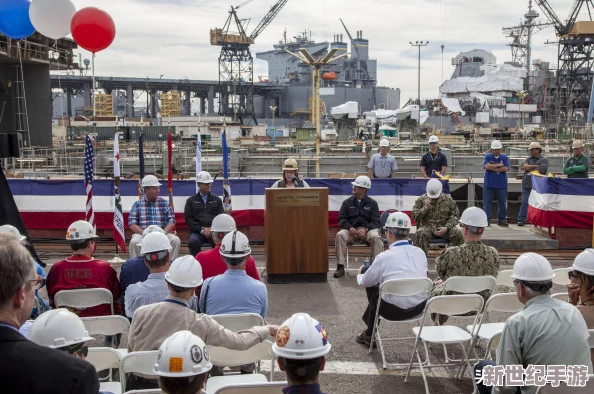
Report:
290,175,298,184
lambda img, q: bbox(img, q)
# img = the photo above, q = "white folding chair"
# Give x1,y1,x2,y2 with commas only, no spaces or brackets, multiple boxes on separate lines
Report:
551,292,569,302
211,313,265,332
535,374,594,393
369,277,433,369
123,391,163,394
213,381,287,394
589,329,594,348
552,268,572,286
55,288,114,315
81,315,130,352
495,270,515,288
439,276,497,363
120,351,159,393
205,340,275,394
404,294,484,394
86,347,123,394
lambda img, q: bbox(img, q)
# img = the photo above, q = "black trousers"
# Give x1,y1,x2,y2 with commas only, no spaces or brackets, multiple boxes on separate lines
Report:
362,284,427,336
188,232,214,257
126,374,159,391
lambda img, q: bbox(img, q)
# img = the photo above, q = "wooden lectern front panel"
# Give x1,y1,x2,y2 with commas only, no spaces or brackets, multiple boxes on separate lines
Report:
265,188,329,275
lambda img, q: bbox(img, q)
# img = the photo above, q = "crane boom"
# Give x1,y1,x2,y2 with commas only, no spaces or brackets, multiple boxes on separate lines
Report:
534,0,566,34
339,18,360,59
249,0,290,41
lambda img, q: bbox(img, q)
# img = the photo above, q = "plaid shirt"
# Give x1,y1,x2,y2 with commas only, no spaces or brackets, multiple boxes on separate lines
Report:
128,196,175,229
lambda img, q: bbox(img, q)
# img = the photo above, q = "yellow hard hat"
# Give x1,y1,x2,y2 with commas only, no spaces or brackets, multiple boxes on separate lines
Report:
528,142,541,150
282,158,298,171
572,140,584,149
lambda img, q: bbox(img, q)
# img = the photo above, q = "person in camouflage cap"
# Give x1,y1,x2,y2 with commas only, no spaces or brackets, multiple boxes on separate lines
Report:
430,207,500,324
411,179,463,255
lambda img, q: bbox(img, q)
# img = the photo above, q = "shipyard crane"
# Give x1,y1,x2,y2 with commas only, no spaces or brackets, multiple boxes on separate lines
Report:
534,0,594,128
210,0,290,124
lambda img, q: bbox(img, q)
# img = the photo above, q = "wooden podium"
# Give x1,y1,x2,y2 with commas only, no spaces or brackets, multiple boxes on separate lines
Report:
265,187,329,284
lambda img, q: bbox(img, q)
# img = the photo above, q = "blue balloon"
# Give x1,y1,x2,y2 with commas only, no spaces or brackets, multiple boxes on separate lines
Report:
0,0,35,40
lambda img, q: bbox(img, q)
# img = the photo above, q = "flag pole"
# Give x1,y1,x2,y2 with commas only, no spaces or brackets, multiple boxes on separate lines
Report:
110,120,126,264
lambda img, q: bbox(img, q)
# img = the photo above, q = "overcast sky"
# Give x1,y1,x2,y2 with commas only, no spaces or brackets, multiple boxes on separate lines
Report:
66,0,581,103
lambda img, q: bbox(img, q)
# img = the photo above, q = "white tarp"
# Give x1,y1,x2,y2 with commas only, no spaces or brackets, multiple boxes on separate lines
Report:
506,104,538,112
440,63,526,95
396,105,419,121
440,98,466,116
331,101,359,119
365,109,398,123
476,112,490,123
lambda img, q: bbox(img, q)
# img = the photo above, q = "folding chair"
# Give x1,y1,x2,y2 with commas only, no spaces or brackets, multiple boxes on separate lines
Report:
213,381,287,394
552,268,572,286
535,374,594,393
439,276,497,363
54,288,114,315
120,351,159,393
589,328,594,349
345,239,373,279
123,391,163,394
211,313,265,332
204,340,275,394
82,315,130,352
495,270,515,288
404,294,484,394
551,292,569,302
86,347,124,394
369,278,433,369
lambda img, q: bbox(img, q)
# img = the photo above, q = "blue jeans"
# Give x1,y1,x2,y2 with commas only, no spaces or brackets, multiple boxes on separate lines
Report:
518,187,531,222
188,232,214,257
483,187,508,222
474,360,521,394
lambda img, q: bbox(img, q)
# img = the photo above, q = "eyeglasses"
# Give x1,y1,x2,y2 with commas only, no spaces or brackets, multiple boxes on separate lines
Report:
568,271,578,280
69,343,88,358
29,276,46,290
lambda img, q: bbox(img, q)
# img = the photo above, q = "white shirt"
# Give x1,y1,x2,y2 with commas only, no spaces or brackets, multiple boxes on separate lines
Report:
357,240,428,309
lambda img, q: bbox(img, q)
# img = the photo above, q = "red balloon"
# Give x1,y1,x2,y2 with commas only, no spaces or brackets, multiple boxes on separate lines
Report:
71,7,116,54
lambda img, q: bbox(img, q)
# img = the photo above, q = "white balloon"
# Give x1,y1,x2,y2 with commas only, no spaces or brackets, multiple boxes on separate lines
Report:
29,0,76,40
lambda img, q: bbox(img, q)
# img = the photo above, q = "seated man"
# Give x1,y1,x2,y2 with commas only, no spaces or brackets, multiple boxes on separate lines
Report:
125,233,198,318
0,234,100,394
412,178,462,255
273,313,330,394
431,207,499,324
356,212,428,347
47,220,121,317
567,249,594,365
127,255,278,390
475,253,593,394
334,175,383,279
196,214,260,299
184,171,224,256
129,175,181,260
120,225,165,313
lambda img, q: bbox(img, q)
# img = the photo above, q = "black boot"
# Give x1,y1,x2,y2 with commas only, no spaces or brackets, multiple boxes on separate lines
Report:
334,264,345,278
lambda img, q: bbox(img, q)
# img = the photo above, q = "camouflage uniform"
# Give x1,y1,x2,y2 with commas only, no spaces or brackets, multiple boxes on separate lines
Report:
431,241,500,324
411,193,463,254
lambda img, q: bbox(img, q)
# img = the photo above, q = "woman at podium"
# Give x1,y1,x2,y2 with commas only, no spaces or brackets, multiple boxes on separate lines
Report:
271,158,310,188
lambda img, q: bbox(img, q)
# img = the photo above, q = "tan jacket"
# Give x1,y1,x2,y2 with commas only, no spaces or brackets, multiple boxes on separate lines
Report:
128,296,270,353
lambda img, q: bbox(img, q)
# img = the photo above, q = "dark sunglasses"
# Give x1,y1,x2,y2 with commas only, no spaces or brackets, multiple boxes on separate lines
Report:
69,343,89,358
568,271,578,280
29,276,46,290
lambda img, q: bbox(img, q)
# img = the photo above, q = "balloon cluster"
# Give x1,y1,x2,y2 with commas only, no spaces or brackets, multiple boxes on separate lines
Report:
0,0,115,53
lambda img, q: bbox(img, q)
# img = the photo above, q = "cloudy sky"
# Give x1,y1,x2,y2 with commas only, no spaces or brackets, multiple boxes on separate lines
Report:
67,0,581,102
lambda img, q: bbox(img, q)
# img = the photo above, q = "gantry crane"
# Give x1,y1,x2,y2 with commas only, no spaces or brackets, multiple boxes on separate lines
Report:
210,0,290,124
534,0,594,128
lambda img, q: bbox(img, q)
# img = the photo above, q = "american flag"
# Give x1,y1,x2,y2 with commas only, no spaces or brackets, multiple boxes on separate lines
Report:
84,134,95,229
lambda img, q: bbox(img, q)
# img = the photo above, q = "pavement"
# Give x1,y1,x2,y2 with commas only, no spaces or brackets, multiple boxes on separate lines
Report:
35,247,576,394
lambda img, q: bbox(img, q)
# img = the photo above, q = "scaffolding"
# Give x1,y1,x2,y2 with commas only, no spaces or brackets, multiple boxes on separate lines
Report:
160,91,181,117
94,94,113,116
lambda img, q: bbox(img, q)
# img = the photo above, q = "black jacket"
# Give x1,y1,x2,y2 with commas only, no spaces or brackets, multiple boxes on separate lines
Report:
0,325,100,394
338,195,380,231
184,193,224,233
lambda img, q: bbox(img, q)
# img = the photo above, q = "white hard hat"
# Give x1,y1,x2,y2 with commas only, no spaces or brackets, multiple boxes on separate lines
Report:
351,175,371,189
141,232,172,255
166,255,203,288
426,179,443,199
154,331,212,377
196,171,214,184
572,140,584,149
211,214,236,233
65,220,98,241
491,140,503,150
142,175,162,188
143,225,165,236
528,142,542,150
379,139,390,147
273,313,331,360
282,158,298,171
29,309,93,349
428,135,439,144
384,212,412,230
572,249,594,276
511,252,555,281
0,224,26,241
459,207,488,228
219,231,251,258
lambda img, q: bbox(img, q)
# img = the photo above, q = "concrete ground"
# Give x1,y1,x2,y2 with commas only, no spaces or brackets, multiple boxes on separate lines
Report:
35,243,575,394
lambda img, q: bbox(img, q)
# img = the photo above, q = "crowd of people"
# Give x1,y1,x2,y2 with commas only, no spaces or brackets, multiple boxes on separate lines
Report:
0,137,592,393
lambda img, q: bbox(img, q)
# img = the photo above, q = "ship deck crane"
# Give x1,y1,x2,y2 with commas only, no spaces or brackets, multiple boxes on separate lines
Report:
210,0,290,124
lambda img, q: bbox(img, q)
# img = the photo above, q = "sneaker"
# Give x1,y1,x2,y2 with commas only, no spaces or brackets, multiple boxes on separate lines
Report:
517,221,525,227
497,220,509,227
355,330,377,348
333,265,345,278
